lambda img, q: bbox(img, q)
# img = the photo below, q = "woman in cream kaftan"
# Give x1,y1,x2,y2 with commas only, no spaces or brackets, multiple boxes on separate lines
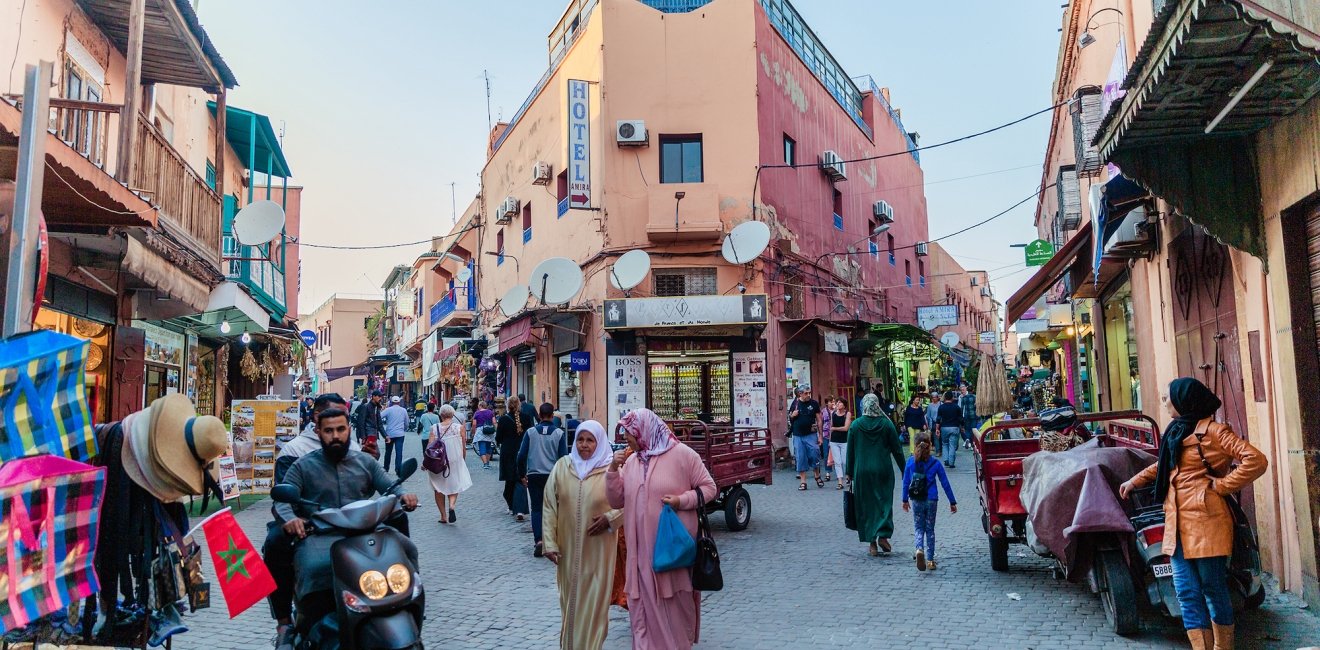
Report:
606,409,717,650
542,421,623,650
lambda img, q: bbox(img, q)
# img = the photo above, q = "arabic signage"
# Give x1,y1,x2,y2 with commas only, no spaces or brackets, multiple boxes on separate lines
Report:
603,294,768,329
979,331,997,344
916,304,959,331
567,79,591,209
1024,239,1055,266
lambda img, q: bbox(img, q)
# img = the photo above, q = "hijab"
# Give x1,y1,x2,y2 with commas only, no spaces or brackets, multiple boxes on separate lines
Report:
860,394,883,418
1154,377,1222,502
569,420,612,479
618,408,677,474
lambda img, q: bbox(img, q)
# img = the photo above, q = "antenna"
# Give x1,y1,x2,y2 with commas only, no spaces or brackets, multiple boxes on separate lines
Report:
450,182,457,226
609,249,651,292
484,70,493,138
529,257,584,305
721,221,771,265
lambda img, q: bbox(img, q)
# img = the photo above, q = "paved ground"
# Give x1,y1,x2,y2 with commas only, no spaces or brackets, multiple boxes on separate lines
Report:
177,435,1320,649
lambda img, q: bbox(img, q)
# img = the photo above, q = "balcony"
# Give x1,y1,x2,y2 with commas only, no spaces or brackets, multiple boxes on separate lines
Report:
645,185,723,242
429,292,475,330
131,114,222,266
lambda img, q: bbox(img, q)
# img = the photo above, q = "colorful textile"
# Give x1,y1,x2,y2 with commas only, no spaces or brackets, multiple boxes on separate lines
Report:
0,454,106,632
0,331,96,463
200,508,276,618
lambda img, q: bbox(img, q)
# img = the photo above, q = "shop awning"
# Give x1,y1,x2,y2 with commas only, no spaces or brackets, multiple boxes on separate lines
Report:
123,236,210,313
1005,221,1093,327
868,323,937,344
164,281,271,338
437,343,462,362
324,364,369,382
1094,0,1320,260
498,315,538,352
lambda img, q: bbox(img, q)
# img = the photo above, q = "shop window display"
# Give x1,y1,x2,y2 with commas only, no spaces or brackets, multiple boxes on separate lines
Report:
33,309,111,424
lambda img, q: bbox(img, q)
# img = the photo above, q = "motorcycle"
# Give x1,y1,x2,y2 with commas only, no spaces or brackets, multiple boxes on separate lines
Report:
271,458,425,650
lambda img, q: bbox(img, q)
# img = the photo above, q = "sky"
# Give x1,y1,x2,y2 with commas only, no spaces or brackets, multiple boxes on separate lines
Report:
193,0,1066,315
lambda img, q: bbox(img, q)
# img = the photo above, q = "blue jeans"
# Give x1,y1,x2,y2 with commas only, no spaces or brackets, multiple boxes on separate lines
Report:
912,499,937,560
1171,543,1234,630
962,418,978,442
384,436,405,473
940,427,961,466
527,474,549,543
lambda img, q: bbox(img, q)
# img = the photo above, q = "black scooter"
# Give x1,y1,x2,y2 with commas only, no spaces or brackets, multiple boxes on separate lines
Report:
271,458,425,650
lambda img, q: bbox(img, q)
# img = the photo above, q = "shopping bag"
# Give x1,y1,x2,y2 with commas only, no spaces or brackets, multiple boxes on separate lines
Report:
0,331,96,463
0,454,106,632
652,504,696,573
843,488,858,531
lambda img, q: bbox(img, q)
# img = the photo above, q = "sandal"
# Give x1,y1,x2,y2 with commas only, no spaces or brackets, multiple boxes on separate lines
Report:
877,538,892,553
836,482,844,490
815,477,825,488
798,482,807,491
824,473,832,482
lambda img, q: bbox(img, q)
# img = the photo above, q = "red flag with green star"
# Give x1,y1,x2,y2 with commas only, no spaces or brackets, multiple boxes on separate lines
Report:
199,507,276,618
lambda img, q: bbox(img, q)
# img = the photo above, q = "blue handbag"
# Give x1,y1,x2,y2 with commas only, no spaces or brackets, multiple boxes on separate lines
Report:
652,503,696,573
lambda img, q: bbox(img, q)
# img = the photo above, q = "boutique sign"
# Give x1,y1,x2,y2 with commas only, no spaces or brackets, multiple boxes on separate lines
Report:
603,295,768,329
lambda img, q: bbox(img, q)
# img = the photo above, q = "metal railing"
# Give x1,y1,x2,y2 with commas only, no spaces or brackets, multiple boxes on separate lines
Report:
130,115,222,264
852,74,920,163
639,0,713,12
759,0,872,140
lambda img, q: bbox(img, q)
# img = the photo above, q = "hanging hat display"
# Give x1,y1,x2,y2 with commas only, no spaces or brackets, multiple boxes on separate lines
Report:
147,394,227,496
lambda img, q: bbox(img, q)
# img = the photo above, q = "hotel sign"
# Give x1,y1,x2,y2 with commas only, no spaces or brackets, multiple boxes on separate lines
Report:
567,79,591,209
603,294,768,329
916,304,959,331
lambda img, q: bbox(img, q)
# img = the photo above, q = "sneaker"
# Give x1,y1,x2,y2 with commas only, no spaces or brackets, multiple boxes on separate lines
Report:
928,559,938,571
516,513,527,522
916,549,927,572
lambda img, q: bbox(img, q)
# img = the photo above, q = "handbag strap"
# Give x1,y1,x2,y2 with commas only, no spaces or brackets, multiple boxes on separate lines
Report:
694,489,711,540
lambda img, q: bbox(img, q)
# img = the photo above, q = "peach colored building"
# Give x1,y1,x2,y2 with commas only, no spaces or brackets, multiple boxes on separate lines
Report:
468,0,939,439
926,243,999,359
301,296,381,399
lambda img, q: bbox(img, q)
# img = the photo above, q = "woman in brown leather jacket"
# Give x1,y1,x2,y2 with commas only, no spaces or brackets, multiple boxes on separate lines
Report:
1120,377,1266,650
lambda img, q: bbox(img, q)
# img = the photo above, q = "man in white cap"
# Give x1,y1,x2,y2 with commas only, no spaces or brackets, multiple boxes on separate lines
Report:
381,395,411,474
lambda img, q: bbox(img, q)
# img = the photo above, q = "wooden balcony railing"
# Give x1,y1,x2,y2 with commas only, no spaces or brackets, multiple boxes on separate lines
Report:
130,114,222,266
49,98,119,170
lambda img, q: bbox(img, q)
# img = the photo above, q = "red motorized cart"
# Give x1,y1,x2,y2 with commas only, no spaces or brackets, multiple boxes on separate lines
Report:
616,420,774,530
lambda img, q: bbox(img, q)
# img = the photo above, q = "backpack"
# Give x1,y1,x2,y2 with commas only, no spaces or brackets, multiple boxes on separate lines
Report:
908,459,931,502
422,423,451,477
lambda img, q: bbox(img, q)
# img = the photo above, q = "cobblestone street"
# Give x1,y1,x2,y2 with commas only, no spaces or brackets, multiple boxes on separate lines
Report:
177,437,1320,649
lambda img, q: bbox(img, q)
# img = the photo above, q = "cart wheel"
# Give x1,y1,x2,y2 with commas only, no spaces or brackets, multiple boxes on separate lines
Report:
989,535,1009,572
1097,549,1140,636
724,487,751,531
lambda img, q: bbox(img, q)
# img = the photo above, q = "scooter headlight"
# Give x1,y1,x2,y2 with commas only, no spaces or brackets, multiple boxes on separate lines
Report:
386,563,411,594
359,570,389,600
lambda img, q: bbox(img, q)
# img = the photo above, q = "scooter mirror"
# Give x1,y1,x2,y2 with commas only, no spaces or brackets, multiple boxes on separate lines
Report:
398,458,419,481
270,484,301,504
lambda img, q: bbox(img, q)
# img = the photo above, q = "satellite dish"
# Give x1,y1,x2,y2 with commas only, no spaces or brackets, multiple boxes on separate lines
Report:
456,266,473,283
529,257,584,305
609,250,652,290
721,221,771,265
940,332,961,348
232,200,286,246
500,284,529,317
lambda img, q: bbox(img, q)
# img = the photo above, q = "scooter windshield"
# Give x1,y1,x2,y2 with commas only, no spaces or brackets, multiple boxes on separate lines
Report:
311,495,399,531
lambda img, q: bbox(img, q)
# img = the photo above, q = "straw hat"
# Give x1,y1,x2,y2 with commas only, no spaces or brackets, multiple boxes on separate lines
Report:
123,408,185,502
148,394,228,496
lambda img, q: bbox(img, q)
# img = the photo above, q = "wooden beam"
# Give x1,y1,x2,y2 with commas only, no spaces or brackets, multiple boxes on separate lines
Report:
214,87,226,200
114,0,145,184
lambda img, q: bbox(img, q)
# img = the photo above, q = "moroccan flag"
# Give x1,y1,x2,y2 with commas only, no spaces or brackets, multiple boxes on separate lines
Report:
199,507,276,618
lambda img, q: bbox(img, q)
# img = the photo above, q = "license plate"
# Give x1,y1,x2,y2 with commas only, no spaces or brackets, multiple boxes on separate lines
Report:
1152,563,1173,578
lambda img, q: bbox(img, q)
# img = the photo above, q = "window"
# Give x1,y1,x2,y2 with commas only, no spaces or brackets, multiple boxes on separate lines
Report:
905,260,912,287
556,171,569,217
888,234,896,265
205,161,216,191
654,268,717,297
496,229,505,265
918,259,925,287
660,135,703,183
832,189,844,231
783,134,796,165
868,217,880,259
522,203,533,243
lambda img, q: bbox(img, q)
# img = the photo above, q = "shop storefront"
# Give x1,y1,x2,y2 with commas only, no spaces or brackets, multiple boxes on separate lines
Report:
499,315,539,402
1098,277,1140,411
34,280,114,423
134,321,186,405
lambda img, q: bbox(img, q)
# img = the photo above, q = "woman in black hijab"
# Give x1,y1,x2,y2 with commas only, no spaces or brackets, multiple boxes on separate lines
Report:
1120,377,1266,650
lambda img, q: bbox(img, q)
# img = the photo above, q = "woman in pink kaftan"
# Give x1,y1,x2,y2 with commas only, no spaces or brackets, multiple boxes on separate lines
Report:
606,409,717,650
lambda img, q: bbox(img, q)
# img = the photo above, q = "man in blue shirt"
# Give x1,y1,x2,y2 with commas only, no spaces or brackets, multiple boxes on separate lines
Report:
381,395,411,474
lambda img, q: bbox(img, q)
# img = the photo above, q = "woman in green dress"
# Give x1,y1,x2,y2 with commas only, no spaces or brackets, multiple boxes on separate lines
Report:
845,393,907,556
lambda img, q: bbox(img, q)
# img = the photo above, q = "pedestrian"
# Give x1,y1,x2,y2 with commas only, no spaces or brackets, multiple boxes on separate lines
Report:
518,403,570,557
924,391,942,455
901,433,957,571
381,395,411,474
518,393,538,429
871,385,896,417
819,395,833,482
827,397,852,490
565,413,582,435
902,396,926,457
845,394,906,556
959,384,978,450
416,402,440,440
1119,377,1267,650
497,397,530,520
542,420,622,650
471,400,497,469
788,385,823,490
352,389,385,444
426,404,473,524
934,391,964,469
606,408,717,650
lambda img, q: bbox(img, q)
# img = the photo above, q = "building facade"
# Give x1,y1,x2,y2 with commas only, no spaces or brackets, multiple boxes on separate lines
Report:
302,295,381,399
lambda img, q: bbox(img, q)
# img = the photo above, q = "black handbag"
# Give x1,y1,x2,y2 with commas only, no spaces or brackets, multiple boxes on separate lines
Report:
691,490,723,592
844,486,858,531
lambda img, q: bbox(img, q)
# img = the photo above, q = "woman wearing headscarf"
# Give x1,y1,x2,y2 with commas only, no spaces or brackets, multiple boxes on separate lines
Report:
845,394,907,556
606,408,717,650
1120,377,1266,650
497,397,532,520
543,421,623,650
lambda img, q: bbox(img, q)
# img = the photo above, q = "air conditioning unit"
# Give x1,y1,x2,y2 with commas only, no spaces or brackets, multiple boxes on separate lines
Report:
531,162,552,186
616,120,648,146
1103,205,1155,258
495,197,519,225
980,286,991,297
820,150,846,182
872,200,894,224
914,242,929,257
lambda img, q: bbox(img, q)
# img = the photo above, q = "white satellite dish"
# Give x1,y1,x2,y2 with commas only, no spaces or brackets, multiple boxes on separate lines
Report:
609,250,652,291
456,266,473,283
500,284,529,317
232,200,286,246
529,257,584,305
721,221,771,265
940,331,961,348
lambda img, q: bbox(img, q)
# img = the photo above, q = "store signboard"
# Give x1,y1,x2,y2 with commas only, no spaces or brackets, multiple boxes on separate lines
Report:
229,398,299,495
567,79,592,209
821,329,849,354
979,331,997,344
134,321,185,367
732,352,768,429
1024,239,1055,267
1017,319,1050,333
606,355,646,433
569,351,591,372
916,305,959,331
603,294,768,329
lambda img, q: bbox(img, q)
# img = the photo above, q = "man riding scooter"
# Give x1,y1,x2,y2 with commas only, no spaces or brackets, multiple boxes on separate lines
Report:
273,408,420,649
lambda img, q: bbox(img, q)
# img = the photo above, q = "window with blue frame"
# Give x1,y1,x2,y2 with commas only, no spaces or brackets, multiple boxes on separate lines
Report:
556,171,569,217
888,233,896,265
497,229,505,265
918,259,925,287
905,259,912,286
832,189,844,231
522,203,533,243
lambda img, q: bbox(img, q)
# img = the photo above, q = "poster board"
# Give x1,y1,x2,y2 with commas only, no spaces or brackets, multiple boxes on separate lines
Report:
606,356,646,435
230,397,299,495
732,352,768,429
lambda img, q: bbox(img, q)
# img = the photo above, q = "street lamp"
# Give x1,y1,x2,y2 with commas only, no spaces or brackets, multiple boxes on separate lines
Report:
1077,7,1123,49
484,250,520,273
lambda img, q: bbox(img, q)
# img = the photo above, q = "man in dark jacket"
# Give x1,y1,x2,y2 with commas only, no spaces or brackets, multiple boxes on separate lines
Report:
517,393,538,428
353,390,385,442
